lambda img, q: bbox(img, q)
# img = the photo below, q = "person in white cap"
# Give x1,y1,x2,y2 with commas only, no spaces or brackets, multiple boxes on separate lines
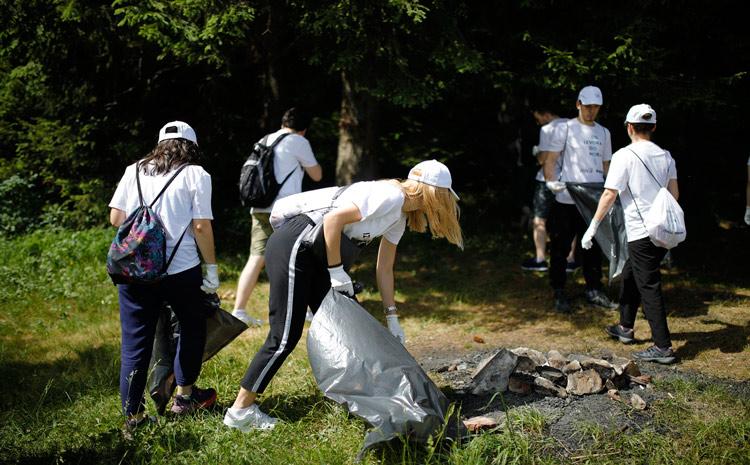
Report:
580,104,679,364
223,159,463,431
108,121,219,434
542,85,616,312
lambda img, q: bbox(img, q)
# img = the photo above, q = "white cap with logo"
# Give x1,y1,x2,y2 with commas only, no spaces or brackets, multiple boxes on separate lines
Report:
578,86,603,105
625,103,657,124
158,121,198,145
408,159,459,200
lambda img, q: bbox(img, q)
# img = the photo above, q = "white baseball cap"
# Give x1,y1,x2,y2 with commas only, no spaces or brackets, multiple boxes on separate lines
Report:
578,86,603,105
625,103,657,124
408,159,459,200
158,121,198,145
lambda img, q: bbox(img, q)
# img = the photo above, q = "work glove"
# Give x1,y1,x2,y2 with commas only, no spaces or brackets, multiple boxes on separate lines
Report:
545,180,566,194
386,314,405,345
531,145,541,157
745,206,750,225
581,219,600,250
329,264,354,297
201,264,220,294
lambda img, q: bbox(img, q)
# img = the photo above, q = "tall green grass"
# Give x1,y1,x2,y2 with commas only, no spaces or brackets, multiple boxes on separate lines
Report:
0,227,748,464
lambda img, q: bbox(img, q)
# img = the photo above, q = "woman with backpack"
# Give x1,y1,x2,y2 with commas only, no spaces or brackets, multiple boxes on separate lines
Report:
223,160,463,431
108,121,219,435
581,104,680,364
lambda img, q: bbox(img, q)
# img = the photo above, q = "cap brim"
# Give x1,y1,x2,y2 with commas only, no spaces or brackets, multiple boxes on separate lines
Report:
450,187,460,201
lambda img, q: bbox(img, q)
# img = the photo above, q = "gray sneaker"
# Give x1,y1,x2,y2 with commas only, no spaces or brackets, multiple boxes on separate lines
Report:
633,345,676,364
585,289,617,309
605,324,635,344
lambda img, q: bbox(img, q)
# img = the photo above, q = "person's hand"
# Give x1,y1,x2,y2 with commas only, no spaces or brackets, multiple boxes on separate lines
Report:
531,145,540,156
201,264,220,294
328,265,354,296
386,314,405,344
545,181,566,194
745,206,750,225
581,219,600,250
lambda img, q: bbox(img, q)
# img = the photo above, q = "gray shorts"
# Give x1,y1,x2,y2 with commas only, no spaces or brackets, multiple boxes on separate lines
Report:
532,181,555,219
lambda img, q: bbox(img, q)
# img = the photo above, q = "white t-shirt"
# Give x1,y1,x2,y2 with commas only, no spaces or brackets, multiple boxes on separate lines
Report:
548,118,612,204
604,140,677,242
109,163,213,274
251,128,319,213
270,181,407,245
534,118,567,182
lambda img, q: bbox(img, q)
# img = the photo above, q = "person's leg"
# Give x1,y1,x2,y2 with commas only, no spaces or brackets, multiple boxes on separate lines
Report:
576,211,603,291
549,203,574,291
523,181,552,271
617,258,640,329
532,217,547,261
118,283,161,419
233,214,272,325
629,238,671,348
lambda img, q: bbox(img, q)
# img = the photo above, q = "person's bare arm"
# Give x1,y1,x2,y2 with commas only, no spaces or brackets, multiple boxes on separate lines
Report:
110,208,126,227
592,188,618,222
603,160,611,176
323,203,362,266
192,219,216,264
304,164,323,182
668,179,679,201
544,151,561,181
376,238,398,308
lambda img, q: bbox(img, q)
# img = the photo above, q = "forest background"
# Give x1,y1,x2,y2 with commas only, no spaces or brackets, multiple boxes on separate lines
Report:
1,0,748,251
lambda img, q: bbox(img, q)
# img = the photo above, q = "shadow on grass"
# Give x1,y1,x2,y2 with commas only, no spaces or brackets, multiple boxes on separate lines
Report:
1,427,129,465
672,319,750,361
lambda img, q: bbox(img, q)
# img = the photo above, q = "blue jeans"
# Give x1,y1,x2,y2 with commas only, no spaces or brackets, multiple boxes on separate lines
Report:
117,265,207,416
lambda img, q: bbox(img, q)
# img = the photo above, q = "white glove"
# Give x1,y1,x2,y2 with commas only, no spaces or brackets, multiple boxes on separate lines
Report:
581,219,600,250
328,265,354,297
531,145,541,157
201,264,220,294
545,181,566,194
386,314,405,344
745,206,750,225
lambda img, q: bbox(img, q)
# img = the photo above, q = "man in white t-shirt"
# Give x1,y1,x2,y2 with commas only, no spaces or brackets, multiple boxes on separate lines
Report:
232,108,322,325
581,103,678,364
543,86,616,312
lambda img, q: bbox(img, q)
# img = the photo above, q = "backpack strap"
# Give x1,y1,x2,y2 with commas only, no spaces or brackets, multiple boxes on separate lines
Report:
162,223,190,273
267,132,299,188
627,148,663,188
147,164,192,209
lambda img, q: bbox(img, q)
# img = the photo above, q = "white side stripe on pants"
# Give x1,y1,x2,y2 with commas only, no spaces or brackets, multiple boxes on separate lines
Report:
251,224,312,392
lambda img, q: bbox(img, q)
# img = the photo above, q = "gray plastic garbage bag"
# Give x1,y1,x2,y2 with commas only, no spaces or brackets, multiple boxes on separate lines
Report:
148,293,247,414
307,289,461,456
567,182,629,282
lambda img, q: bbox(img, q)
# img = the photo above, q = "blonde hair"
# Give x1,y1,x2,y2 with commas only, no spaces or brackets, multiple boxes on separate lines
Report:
396,179,463,249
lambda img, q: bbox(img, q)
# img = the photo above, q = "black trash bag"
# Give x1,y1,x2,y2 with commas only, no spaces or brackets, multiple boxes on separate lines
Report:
567,182,629,282
307,290,464,457
147,293,248,414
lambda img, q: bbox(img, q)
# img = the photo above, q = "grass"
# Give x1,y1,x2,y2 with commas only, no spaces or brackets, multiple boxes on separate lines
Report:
0,226,748,464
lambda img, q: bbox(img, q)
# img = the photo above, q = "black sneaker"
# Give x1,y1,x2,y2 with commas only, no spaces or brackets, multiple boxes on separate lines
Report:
633,345,676,364
553,290,572,313
522,258,548,272
605,324,635,344
565,261,580,273
170,386,217,415
585,289,617,309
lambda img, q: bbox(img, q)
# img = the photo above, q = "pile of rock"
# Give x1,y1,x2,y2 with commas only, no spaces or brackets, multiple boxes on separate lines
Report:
470,347,652,399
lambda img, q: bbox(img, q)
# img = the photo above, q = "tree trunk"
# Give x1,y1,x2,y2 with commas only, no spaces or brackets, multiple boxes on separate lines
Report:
259,1,283,132
336,71,377,184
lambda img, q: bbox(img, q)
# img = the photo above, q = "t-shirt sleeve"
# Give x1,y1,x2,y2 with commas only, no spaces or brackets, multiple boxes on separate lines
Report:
546,121,567,152
108,165,133,210
537,123,556,151
293,136,319,168
191,168,213,219
383,216,407,244
603,150,629,193
602,127,613,162
667,151,677,180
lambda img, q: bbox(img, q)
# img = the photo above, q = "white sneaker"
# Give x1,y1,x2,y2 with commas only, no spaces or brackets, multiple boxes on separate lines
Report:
232,309,264,327
223,404,278,432
305,309,314,322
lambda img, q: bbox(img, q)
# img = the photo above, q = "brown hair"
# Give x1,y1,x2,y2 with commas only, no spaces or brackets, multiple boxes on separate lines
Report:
398,180,463,249
139,139,201,175
629,122,656,135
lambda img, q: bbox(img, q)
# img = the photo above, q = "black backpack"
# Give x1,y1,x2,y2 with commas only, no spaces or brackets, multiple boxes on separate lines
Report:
239,132,295,208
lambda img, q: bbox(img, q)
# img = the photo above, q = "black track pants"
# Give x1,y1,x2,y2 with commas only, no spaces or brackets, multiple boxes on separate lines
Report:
618,237,671,348
240,215,331,393
548,202,603,291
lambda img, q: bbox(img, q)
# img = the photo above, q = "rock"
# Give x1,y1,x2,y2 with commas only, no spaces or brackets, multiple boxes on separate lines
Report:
508,375,533,395
514,355,537,373
536,366,566,386
473,335,485,344
621,360,641,377
512,347,547,366
607,389,622,402
630,393,647,410
566,369,604,395
534,376,568,398
628,374,653,386
546,350,568,370
562,360,582,374
471,349,518,395
447,364,458,372
580,358,615,380
463,416,498,432
605,379,617,391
